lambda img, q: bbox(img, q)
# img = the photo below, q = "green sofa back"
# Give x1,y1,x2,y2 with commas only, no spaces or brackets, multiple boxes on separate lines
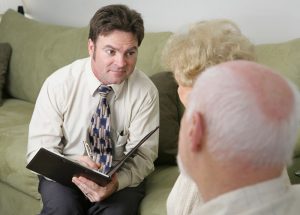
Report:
0,10,171,103
256,38,300,90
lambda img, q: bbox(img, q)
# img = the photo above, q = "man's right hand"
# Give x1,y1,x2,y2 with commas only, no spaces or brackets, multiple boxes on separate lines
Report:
75,155,101,170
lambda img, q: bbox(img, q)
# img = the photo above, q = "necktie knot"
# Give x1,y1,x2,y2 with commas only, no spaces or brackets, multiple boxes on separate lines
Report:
98,85,112,97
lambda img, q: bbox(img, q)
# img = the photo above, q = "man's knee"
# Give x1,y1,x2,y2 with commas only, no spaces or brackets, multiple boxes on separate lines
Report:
38,177,86,215
41,197,85,215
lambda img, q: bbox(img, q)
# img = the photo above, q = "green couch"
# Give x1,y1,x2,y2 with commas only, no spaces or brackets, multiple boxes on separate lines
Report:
0,9,299,215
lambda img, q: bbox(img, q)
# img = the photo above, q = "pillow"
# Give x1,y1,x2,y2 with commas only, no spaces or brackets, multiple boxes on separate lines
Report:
0,43,12,105
150,72,184,165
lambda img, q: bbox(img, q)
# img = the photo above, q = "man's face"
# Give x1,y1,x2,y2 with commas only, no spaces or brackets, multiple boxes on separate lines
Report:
88,30,138,85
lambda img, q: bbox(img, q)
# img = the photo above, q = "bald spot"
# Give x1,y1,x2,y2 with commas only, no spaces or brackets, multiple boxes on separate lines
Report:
228,61,294,121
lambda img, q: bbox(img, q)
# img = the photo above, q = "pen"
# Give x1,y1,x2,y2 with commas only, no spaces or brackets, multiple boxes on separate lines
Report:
83,141,104,172
83,140,92,158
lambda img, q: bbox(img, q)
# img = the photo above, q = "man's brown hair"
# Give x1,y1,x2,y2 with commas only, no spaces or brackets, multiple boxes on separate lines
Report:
89,4,144,46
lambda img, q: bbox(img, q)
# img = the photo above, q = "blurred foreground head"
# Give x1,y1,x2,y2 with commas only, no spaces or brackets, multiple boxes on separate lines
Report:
178,61,300,195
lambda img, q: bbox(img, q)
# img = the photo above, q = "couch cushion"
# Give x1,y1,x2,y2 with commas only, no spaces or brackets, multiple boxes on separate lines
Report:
256,38,300,157
140,165,179,215
0,99,39,200
150,72,183,165
0,43,12,105
0,182,40,215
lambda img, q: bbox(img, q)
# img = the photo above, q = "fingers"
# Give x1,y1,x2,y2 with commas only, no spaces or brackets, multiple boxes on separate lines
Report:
85,192,96,202
72,175,119,203
72,176,101,202
76,155,100,170
110,173,119,191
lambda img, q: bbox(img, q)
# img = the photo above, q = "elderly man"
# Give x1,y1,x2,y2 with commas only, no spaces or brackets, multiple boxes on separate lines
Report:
177,60,300,214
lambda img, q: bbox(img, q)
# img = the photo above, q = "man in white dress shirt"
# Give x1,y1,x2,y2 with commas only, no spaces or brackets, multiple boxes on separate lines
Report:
26,4,159,215
177,60,300,215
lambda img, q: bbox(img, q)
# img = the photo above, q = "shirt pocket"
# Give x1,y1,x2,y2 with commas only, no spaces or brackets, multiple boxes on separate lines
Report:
113,131,128,160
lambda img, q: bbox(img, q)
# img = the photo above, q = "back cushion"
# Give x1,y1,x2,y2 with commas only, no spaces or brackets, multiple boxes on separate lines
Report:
0,10,89,103
137,32,172,76
256,38,300,87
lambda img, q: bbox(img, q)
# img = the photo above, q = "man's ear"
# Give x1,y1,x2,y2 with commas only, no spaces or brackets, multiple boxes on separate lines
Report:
88,39,94,56
188,112,204,152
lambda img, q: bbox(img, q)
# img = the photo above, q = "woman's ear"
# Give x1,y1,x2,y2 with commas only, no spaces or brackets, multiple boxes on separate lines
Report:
188,112,204,152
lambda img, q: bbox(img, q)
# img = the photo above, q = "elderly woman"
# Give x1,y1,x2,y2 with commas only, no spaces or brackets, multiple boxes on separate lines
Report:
162,19,256,215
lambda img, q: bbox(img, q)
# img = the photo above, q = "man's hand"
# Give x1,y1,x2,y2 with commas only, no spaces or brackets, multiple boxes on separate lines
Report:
72,173,119,202
74,155,101,170
72,155,119,202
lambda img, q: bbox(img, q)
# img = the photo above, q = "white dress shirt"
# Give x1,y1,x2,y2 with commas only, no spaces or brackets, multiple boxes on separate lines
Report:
27,57,159,190
167,173,202,215
191,173,300,215
167,169,291,215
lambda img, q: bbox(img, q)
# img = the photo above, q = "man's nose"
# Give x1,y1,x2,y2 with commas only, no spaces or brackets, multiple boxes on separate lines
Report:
115,55,126,67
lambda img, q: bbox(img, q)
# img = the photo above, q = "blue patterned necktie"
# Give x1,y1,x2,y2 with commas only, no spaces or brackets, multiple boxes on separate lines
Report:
89,85,113,174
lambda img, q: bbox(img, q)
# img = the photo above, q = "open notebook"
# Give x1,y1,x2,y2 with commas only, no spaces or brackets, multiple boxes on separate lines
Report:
26,126,159,187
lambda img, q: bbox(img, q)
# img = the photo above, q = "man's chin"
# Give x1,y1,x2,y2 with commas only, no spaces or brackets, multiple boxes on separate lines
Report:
110,75,128,84
106,77,126,85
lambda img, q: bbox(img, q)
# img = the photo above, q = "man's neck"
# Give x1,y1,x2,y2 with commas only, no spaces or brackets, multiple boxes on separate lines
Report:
196,160,283,202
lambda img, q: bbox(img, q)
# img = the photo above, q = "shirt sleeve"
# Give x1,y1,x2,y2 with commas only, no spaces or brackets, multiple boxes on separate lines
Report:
116,87,160,190
26,76,66,163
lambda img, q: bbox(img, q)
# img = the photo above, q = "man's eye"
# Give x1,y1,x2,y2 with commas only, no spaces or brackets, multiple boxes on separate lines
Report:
126,51,137,57
106,49,115,56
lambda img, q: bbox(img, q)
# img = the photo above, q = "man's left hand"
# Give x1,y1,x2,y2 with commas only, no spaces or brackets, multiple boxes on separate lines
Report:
72,174,119,202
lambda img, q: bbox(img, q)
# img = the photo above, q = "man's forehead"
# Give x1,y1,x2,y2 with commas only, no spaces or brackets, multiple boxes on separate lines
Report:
96,31,138,46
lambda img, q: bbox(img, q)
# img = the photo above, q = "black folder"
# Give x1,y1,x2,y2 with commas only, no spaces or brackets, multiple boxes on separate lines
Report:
26,126,159,187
